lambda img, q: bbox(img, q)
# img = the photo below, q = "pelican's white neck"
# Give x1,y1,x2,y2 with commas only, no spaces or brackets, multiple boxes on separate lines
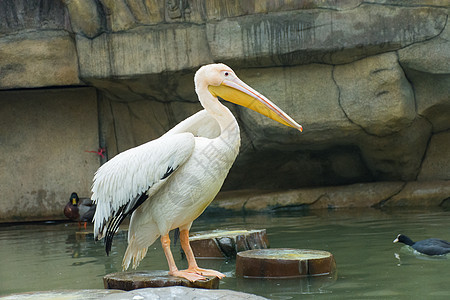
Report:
196,84,240,136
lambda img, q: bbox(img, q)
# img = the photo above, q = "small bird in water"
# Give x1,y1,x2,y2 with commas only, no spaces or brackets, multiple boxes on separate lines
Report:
64,192,96,229
393,234,450,256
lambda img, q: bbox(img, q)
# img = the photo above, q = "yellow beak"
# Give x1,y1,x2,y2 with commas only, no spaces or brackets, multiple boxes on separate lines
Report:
72,198,77,205
208,77,303,132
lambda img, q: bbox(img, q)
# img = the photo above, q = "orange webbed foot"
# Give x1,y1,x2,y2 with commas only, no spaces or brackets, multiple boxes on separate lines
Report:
170,270,206,282
169,268,225,282
187,267,225,279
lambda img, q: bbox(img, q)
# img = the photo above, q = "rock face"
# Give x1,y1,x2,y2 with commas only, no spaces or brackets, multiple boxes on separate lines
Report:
0,0,449,221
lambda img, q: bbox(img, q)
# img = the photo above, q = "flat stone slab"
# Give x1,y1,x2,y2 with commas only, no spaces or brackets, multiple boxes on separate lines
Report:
188,229,269,258
103,270,219,291
236,248,336,278
103,286,268,300
1,287,268,300
1,289,123,299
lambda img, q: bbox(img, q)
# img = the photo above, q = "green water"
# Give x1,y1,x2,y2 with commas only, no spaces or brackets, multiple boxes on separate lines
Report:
1,208,450,299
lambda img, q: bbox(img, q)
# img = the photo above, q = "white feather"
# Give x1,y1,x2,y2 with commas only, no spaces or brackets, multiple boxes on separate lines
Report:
164,109,220,138
92,132,195,239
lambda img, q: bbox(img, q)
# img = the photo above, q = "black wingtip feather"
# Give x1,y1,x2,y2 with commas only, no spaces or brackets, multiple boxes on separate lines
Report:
104,207,127,255
161,165,176,180
101,189,153,256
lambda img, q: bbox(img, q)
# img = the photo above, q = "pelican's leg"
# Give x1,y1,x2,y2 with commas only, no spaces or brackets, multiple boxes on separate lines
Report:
160,234,205,282
179,229,226,279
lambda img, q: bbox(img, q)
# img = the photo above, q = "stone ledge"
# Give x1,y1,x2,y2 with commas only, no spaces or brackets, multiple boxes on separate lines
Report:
211,180,450,212
0,30,81,89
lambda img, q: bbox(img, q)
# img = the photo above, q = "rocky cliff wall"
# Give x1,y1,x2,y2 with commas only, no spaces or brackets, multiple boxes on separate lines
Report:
0,0,449,221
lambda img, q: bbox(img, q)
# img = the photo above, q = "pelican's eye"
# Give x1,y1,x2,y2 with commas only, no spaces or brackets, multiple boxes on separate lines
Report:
224,72,229,77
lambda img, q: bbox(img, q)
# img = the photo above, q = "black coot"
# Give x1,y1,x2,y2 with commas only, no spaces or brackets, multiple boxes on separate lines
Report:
393,234,450,256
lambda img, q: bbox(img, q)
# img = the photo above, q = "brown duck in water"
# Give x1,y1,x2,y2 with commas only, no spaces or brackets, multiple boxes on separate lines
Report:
64,192,96,229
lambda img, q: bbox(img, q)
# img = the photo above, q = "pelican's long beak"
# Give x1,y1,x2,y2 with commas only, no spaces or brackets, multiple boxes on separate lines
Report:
209,77,303,132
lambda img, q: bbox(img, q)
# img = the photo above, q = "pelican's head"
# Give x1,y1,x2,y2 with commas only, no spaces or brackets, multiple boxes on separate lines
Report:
195,63,303,132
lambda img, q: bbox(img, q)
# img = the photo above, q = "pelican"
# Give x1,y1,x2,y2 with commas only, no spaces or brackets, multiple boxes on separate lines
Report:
92,63,302,282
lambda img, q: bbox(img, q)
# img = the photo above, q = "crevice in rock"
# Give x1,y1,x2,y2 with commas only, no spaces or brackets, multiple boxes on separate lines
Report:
433,13,448,39
361,1,450,10
163,102,177,130
396,49,434,181
439,197,450,209
413,119,433,181
96,89,108,164
68,31,83,83
331,64,378,138
105,32,115,78
270,204,309,212
69,0,108,39
125,102,137,146
371,181,407,208
396,51,418,114
395,51,421,141
108,97,120,157
94,0,108,34
370,67,395,75
122,0,139,25
309,193,329,207
434,126,450,135
241,197,251,214
395,13,448,53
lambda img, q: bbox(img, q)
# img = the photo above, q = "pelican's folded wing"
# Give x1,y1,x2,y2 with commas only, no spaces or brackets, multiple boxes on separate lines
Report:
91,132,195,241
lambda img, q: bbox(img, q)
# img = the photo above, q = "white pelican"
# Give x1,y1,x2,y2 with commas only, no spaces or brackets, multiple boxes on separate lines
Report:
92,63,302,282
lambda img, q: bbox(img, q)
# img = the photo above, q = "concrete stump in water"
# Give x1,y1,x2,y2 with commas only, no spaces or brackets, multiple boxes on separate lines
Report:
236,248,336,278
187,229,269,258
103,271,219,291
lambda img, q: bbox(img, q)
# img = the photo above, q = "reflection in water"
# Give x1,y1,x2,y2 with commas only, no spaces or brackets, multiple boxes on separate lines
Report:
235,274,336,297
0,208,449,299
